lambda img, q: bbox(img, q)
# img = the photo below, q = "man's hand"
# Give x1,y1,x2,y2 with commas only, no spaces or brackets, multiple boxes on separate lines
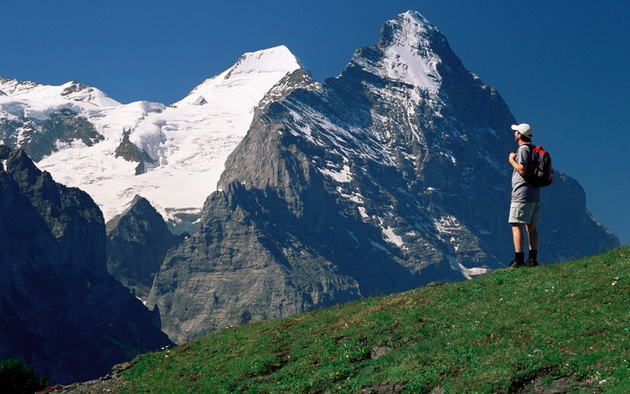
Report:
509,152,517,162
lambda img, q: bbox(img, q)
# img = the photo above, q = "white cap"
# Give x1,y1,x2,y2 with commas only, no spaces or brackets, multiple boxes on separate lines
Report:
511,123,533,138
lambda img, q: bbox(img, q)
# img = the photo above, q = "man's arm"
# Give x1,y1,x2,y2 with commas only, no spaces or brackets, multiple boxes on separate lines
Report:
509,151,526,176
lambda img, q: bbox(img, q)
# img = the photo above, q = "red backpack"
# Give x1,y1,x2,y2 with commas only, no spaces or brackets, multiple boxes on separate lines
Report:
525,144,553,187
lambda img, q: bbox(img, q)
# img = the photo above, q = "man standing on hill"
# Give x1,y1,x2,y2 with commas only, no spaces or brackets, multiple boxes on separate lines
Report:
508,123,540,268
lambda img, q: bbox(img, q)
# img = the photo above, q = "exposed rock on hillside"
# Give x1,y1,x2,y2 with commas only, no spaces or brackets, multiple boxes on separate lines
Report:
0,108,103,161
106,195,179,300
0,148,172,384
114,130,156,175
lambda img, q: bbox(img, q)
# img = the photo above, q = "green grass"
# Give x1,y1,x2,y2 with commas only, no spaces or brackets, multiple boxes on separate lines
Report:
121,246,630,393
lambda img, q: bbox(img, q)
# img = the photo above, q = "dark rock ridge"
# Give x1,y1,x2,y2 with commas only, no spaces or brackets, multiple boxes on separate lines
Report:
0,147,172,384
146,11,618,344
114,130,156,175
0,107,103,162
106,195,179,300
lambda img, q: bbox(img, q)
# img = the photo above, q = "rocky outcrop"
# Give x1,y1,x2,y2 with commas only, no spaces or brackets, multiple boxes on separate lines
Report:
148,180,402,344
0,148,172,384
146,11,618,344
106,195,179,300
114,130,155,175
0,108,103,161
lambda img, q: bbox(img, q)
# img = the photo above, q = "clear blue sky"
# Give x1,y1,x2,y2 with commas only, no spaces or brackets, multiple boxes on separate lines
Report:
2,1,629,245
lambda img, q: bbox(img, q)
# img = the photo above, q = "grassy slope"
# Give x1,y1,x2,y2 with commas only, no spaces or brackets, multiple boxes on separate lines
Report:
122,246,629,393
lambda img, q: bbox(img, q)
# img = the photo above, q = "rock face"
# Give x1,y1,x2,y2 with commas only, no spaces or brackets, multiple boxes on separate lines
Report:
0,147,172,384
114,130,156,175
0,86,104,161
106,195,179,300
146,11,618,344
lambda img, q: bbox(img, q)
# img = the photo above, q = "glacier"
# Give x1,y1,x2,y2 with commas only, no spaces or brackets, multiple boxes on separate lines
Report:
1,45,303,226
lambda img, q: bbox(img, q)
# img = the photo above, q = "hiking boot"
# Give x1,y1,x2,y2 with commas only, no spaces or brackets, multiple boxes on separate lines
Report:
508,259,524,268
525,258,539,267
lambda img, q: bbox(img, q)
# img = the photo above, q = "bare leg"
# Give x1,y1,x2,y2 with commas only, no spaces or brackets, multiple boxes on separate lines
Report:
512,224,525,253
526,223,538,251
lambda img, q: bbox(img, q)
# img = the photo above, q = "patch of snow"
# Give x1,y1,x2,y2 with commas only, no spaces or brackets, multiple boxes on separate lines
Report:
320,165,352,183
439,151,457,164
348,193,363,204
434,215,463,235
382,226,403,247
358,207,369,219
338,188,364,204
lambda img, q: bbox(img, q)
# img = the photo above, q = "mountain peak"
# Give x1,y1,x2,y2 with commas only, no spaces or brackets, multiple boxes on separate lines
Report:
399,10,439,32
0,77,119,107
370,11,446,90
58,81,120,107
343,11,446,92
175,45,304,107
227,45,304,78
382,10,443,45
0,76,43,96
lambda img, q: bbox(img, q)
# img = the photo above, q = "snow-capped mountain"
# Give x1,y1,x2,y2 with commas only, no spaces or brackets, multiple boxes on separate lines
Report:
0,11,618,346
0,45,303,228
0,79,120,107
363,11,442,91
143,11,618,343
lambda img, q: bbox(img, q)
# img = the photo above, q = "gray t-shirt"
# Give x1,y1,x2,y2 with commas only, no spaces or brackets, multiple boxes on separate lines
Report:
511,144,541,203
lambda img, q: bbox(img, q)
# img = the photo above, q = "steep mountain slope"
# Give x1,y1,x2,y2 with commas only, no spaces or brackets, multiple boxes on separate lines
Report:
0,148,172,384
146,11,618,344
106,195,180,300
0,45,303,229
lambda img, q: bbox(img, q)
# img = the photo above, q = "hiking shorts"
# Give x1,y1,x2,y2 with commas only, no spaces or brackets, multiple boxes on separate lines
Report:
508,202,541,224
